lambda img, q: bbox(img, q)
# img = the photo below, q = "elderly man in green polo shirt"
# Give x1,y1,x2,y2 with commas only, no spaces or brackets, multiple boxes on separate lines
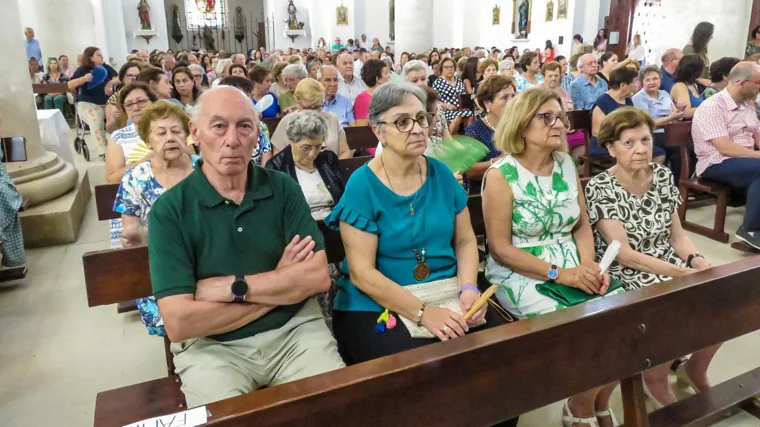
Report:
147,85,345,407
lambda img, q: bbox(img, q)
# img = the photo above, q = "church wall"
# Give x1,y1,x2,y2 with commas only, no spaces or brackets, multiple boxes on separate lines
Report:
362,0,391,46
652,0,751,64
100,0,129,67
164,0,265,52
17,0,103,67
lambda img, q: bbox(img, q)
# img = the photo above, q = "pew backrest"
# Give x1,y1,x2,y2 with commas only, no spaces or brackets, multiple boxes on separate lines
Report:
663,121,693,182
32,83,70,95
345,126,377,150
262,117,282,134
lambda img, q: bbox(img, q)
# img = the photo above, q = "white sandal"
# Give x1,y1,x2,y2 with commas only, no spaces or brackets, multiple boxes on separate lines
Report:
641,379,665,410
595,409,620,426
675,363,702,394
562,401,600,427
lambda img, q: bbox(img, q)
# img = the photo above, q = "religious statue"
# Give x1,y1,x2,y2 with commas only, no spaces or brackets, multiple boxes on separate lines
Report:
234,6,245,44
493,5,501,26
203,25,216,51
513,0,531,39
195,0,215,13
170,4,184,44
284,0,304,30
546,0,554,22
389,0,395,41
137,0,152,30
337,5,348,25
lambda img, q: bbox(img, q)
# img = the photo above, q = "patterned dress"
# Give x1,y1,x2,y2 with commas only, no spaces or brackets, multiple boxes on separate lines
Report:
113,156,199,336
585,164,686,290
108,123,142,248
0,150,24,267
252,122,271,166
514,74,545,92
485,153,582,318
432,77,473,123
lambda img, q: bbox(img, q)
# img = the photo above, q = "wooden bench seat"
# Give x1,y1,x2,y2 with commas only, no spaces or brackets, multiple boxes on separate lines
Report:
664,121,731,243
90,257,760,427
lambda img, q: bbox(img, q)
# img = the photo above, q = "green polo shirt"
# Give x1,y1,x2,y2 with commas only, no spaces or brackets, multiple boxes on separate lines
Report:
148,159,325,342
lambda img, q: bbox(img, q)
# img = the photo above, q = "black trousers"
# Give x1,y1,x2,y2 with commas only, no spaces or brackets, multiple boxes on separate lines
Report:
332,306,519,427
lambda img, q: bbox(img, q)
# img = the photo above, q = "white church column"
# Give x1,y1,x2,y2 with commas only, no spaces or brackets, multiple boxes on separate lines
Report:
395,0,433,56
4,0,88,246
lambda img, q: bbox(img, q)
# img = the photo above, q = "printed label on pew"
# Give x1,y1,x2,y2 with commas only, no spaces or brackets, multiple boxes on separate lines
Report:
123,406,208,427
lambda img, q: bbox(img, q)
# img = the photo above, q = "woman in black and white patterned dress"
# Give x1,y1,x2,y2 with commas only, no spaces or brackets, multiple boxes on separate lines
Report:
585,107,720,412
432,57,472,135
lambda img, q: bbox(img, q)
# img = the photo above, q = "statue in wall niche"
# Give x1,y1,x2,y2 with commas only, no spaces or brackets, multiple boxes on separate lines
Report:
171,4,184,44
389,0,395,41
546,0,554,22
137,0,152,30
203,25,216,51
234,6,246,43
512,0,532,39
285,0,304,30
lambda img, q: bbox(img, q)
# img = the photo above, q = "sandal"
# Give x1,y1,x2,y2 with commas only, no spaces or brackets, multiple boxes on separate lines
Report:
595,409,619,427
675,363,702,393
562,401,600,427
641,379,665,410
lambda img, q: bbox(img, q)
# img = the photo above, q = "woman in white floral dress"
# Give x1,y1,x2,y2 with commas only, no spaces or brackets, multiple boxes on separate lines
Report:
113,100,197,336
482,88,622,427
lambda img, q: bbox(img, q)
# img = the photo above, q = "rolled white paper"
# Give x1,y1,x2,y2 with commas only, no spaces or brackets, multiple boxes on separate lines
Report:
599,240,621,275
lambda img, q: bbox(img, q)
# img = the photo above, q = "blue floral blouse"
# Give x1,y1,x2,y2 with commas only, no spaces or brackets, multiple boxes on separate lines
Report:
113,155,199,336
252,122,272,166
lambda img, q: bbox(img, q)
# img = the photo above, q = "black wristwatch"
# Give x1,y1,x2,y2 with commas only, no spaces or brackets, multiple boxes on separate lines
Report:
687,253,704,268
230,275,248,302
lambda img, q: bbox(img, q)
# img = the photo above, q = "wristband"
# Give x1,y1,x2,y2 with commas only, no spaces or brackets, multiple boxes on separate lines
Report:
415,302,427,327
458,283,481,297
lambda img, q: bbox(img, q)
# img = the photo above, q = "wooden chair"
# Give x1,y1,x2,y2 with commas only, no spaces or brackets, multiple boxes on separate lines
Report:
569,110,612,177
664,121,730,243
344,126,377,151
262,117,282,134
90,256,760,427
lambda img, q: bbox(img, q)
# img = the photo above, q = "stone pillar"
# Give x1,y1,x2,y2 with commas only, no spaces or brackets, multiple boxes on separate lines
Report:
394,0,433,57
2,0,89,247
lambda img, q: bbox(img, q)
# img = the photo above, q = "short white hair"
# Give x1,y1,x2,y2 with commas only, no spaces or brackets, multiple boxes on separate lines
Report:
317,65,339,79
192,85,258,124
499,58,515,71
401,60,429,80
283,63,308,79
215,58,232,77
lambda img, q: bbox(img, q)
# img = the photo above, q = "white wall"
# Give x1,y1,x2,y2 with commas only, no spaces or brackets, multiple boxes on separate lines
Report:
122,0,169,53
363,0,390,45
433,0,465,49
99,0,129,66
17,0,103,66
655,0,752,63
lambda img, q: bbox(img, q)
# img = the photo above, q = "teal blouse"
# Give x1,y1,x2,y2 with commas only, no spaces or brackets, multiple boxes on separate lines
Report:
325,157,468,312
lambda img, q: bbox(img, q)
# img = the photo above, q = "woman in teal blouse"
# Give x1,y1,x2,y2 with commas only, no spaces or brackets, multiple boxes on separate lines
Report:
326,83,509,370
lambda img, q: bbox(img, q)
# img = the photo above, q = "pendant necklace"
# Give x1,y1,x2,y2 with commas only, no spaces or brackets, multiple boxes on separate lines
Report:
380,156,430,280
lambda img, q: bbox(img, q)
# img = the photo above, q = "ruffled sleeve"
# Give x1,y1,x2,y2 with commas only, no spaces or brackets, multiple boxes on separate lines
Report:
323,167,378,233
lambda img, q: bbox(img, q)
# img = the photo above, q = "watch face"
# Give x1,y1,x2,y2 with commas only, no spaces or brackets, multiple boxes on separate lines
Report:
548,269,559,280
231,279,248,298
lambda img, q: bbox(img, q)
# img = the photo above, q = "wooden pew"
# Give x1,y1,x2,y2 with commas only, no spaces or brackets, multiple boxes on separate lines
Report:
262,117,282,134
32,83,70,95
90,256,760,427
663,121,731,244
570,109,612,178
345,126,377,150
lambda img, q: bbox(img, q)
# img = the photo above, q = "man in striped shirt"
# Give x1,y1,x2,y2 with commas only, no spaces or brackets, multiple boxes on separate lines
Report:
692,62,760,249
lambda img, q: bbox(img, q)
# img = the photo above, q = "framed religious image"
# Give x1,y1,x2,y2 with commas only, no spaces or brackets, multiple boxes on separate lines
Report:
557,0,568,19
337,5,348,25
512,0,532,39
493,5,501,25
546,0,554,22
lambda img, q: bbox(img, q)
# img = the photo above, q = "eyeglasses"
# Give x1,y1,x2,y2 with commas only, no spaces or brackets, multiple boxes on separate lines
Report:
535,112,570,128
442,65,456,70
378,114,434,133
124,99,150,110
125,74,139,80
298,143,324,154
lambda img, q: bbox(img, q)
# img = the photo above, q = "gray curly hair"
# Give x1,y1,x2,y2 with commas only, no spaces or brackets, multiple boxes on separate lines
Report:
285,110,328,143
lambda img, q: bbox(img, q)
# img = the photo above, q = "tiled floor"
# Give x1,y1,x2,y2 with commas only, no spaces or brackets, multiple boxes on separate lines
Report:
0,130,759,426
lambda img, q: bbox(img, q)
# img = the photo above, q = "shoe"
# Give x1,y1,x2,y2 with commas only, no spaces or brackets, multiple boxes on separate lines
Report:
595,409,619,427
641,379,665,410
675,364,701,394
736,226,760,250
562,401,600,427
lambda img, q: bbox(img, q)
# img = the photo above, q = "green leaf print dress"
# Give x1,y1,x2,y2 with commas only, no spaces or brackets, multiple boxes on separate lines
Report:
484,152,581,318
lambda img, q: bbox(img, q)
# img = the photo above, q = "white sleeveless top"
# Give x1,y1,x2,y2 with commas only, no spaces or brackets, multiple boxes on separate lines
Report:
110,122,142,161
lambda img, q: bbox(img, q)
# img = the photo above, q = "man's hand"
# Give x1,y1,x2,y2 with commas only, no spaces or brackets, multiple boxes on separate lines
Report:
277,235,315,269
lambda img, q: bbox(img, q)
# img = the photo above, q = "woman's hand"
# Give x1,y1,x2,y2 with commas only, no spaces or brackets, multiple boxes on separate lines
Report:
420,305,469,341
557,264,604,295
459,289,486,326
668,110,685,122
690,256,712,271
83,73,94,83
453,172,464,186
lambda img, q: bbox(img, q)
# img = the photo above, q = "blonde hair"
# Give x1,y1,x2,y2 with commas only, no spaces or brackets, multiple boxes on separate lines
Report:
287,55,301,64
137,100,191,147
478,59,499,74
617,58,641,72
294,78,326,105
494,88,566,154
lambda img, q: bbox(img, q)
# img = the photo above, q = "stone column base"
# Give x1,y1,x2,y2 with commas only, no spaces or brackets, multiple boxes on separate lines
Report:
19,170,91,248
10,152,79,208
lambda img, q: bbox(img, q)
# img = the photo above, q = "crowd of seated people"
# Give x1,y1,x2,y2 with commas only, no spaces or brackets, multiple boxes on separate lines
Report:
23,18,760,425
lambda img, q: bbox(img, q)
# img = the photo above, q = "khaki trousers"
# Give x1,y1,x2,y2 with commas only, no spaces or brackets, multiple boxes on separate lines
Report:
171,298,345,407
